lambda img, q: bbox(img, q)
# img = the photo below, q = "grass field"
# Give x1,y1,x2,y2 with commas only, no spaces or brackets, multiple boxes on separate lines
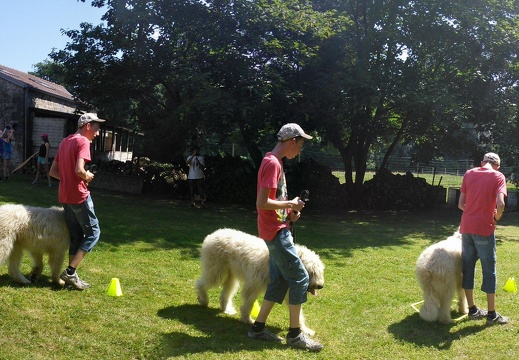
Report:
1,175,518,359
333,171,517,190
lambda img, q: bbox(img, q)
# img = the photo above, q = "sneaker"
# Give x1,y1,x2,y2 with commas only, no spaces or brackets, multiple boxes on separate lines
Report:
286,332,323,352
248,328,283,342
59,270,90,290
486,313,510,325
32,180,37,184
468,308,488,320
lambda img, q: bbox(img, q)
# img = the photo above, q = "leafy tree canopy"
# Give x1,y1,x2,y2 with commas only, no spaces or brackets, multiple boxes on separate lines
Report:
35,0,519,195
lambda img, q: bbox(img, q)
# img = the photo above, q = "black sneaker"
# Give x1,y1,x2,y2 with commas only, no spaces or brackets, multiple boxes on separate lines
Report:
468,308,488,320
486,312,509,325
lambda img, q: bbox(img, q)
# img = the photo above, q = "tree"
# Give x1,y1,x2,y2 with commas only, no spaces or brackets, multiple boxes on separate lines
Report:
30,60,67,85
295,0,519,205
48,0,519,203
50,0,333,163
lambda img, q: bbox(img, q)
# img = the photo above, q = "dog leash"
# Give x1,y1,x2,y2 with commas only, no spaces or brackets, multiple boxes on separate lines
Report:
290,190,310,241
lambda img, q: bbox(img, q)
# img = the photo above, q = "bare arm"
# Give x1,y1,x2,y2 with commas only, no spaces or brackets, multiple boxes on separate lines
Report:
256,187,304,212
458,192,466,211
49,159,60,180
495,193,505,221
76,158,94,183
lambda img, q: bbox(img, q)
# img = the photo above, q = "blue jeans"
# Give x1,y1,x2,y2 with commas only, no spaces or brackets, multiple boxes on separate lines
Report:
264,228,309,305
64,195,100,255
461,233,497,293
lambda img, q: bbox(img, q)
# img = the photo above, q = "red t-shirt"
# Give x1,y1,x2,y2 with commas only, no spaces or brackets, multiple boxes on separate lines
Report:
54,133,91,204
257,152,290,241
460,166,507,236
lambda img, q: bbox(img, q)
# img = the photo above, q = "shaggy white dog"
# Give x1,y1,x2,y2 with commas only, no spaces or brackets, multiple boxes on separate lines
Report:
0,204,70,285
415,230,468,324
195,228,325,335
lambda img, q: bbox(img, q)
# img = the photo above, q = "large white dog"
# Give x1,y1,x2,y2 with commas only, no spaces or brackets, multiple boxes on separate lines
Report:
415,230,468,324
0,204,70,285
195,228,325,335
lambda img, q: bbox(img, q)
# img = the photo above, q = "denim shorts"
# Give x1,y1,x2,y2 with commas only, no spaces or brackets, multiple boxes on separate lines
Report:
461,233,497,293
263,228,309,305
64,195,101,255
3,151,11,160
37,156,47,165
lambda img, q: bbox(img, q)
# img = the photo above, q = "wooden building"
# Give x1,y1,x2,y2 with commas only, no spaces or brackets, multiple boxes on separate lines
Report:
0,64,140,167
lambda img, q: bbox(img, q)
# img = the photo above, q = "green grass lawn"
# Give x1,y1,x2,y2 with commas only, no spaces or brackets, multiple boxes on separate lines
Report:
1,175,518,359
333,171,517,191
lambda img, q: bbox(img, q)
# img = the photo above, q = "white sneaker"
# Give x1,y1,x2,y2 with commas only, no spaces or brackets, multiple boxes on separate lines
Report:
286,332,323,352
59,270,90,290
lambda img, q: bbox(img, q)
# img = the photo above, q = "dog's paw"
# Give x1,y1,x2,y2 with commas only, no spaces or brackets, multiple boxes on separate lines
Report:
197,297,209,307
240,316,254,325
301,326,315,336
223,307,237,315
16,277,32,285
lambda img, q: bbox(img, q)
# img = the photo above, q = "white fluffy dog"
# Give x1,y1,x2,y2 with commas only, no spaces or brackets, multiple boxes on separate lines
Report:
195,228,325,335
415,230,468,324
0,204,70,285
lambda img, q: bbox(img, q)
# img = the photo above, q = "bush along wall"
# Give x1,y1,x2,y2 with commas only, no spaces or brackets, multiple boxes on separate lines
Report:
360,169,445,210
94,157,444,211
94,154,257,204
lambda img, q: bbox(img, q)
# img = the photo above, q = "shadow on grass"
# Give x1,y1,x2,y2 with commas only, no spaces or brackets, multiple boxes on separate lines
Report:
387,312,486,350
2,177,506,262
0,274,64,290
157,304,286,356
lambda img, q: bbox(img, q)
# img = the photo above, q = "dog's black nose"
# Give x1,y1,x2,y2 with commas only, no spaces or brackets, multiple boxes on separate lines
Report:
316,284,324,290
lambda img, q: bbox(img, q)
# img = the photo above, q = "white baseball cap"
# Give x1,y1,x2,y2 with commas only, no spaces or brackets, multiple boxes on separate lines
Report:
78,113,106,128
277,123,312,141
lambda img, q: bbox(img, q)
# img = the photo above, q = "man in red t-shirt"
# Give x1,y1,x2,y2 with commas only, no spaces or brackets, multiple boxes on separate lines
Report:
248,123,323,352
50,113,105,290
458,152,508,325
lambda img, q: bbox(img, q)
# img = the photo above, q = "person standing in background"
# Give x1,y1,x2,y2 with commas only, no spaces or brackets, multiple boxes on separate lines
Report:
2,125,14,180
186,146,207,208
32,133,52,187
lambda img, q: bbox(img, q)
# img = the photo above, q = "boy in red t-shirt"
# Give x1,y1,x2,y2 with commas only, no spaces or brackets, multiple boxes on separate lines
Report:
50,113,105,290
248,123,323,352
458,152,508,325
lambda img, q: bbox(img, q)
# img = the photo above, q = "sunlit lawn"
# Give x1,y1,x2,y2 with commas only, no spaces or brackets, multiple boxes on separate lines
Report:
0,175,518,359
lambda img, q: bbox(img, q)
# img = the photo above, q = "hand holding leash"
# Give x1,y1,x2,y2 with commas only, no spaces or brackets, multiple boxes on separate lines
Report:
290,190,309,241
293,190,310,215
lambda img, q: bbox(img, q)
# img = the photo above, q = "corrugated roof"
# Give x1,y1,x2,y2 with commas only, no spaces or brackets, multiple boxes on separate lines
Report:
0,64,74,101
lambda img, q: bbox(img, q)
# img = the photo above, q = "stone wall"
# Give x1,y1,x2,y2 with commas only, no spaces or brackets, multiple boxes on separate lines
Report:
89,172,144,194
0,76,76,165
0,79,25,164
